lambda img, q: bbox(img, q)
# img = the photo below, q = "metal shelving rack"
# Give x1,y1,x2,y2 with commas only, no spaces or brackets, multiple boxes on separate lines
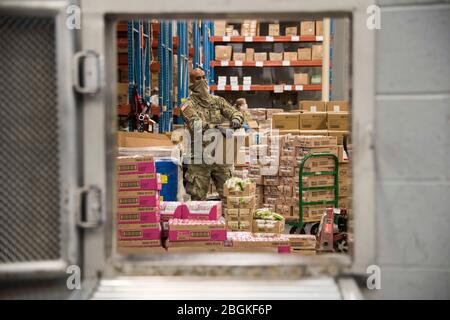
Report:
176,21,189,124
158,21,174,132
127,21,151,131
209,19,331,98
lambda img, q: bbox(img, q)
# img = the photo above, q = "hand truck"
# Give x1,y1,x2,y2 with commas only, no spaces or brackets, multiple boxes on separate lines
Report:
287,152,339,234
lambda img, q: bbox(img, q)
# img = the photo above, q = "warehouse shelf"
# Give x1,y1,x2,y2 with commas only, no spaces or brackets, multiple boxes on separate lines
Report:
210,35,323,43
210,84,322,92
210,60,322,67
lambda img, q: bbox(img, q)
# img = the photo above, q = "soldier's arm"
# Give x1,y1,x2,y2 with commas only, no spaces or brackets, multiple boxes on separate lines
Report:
217,97,244,125
181,101,209,133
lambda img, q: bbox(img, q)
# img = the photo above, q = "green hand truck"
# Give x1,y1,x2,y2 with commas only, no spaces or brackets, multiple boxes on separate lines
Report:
287,152,339,234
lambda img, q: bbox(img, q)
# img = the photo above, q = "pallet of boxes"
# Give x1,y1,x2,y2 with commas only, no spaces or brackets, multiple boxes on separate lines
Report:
223,177,291,253
163,201,226,252
116,155,166,253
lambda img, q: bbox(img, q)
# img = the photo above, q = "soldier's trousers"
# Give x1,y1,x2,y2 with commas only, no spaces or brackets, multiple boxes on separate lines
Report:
184,164,232,200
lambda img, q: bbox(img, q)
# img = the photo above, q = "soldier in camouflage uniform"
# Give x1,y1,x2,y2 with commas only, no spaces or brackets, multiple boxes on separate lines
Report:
181,68,244,200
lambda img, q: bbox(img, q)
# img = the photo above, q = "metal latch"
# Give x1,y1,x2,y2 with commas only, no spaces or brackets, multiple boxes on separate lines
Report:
73,50,104,94
76,185,104,229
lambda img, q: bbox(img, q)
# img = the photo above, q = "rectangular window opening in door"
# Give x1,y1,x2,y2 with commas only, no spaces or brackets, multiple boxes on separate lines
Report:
105,12,370,277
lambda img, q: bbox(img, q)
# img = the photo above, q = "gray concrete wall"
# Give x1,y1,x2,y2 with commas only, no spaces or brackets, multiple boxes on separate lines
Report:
370,0,450,299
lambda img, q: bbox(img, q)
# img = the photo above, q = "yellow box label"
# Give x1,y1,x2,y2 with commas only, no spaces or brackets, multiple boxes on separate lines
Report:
161,175,168,184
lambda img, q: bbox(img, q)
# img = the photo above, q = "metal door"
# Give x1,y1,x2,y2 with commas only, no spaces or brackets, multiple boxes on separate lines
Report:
0,0,105,287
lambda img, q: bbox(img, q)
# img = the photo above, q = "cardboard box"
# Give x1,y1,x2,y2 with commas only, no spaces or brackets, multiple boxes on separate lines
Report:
272,113,300,130
265,109,284,119
339,184,351,197
302,204,328,222
260,165,279,176
297,48,312,61
252,219,285,234
233,52,246,61
286,234,316,250
117,244,165,254
311,44,323,60
326,101,349,112
224,181,256,196
300,21,315,35
215,45,233,61
296,145,338,158
302,189,334,202
117,239,162,248
297,135,337,148
285,26,297,36
165,240,225,249
302,175,334,188
117,132,174,148
338,162,350,179
214,20,227,36
298,101,326,112
160,201,185,222
269,52,283,61
279,165,295,176
294,73,309,85
337,145,349,163
117,155,156,175
245,48,255,62
327,130,349,145
117,173,162,191
327,112,350,131
299,112,327,130
183,201,222,220
117,83,129,105
226,195,256,209
254,52,267,61
283,51,298,61
117,206,161,224
225,232,291,252
117,190,160,208
168,219,227,241
262,175,280,186
316,20,323,36
267,23,279,36
117,224,161,241
338,196,351,209
302,156,336,170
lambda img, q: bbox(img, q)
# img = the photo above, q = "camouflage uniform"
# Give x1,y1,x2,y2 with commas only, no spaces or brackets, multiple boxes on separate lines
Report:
241,110,253,124
181,92,243,200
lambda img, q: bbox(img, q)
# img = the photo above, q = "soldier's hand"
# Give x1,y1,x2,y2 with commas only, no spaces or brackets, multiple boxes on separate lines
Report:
231,119,241,129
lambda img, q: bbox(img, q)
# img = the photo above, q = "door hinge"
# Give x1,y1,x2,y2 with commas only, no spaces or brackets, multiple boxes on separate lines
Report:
73,50,104,94
76,185,104,229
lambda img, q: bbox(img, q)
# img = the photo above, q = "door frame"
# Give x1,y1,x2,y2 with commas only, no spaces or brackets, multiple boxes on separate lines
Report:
80,0,376,275
0,0,80,277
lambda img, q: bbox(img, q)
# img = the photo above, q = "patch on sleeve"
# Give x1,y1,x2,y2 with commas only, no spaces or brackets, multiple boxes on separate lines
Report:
181,101,190,112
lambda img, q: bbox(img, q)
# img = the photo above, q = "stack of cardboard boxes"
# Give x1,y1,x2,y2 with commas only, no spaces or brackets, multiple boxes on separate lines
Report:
270,100,350,144
116,155,164,253
286,234,317,255
241,20,259,37
223,180,256,232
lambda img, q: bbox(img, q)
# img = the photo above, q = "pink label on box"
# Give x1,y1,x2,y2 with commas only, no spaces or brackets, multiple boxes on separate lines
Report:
277,246,291,253
118,227,161,240
117,211,161,224
118,178,162,192
118,162,156,175
118,193,160,208
168,229,227,242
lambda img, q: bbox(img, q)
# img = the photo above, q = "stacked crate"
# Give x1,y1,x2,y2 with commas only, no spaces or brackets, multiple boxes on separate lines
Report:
223,180,257,232
273,135,338,223
116,155,164,253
